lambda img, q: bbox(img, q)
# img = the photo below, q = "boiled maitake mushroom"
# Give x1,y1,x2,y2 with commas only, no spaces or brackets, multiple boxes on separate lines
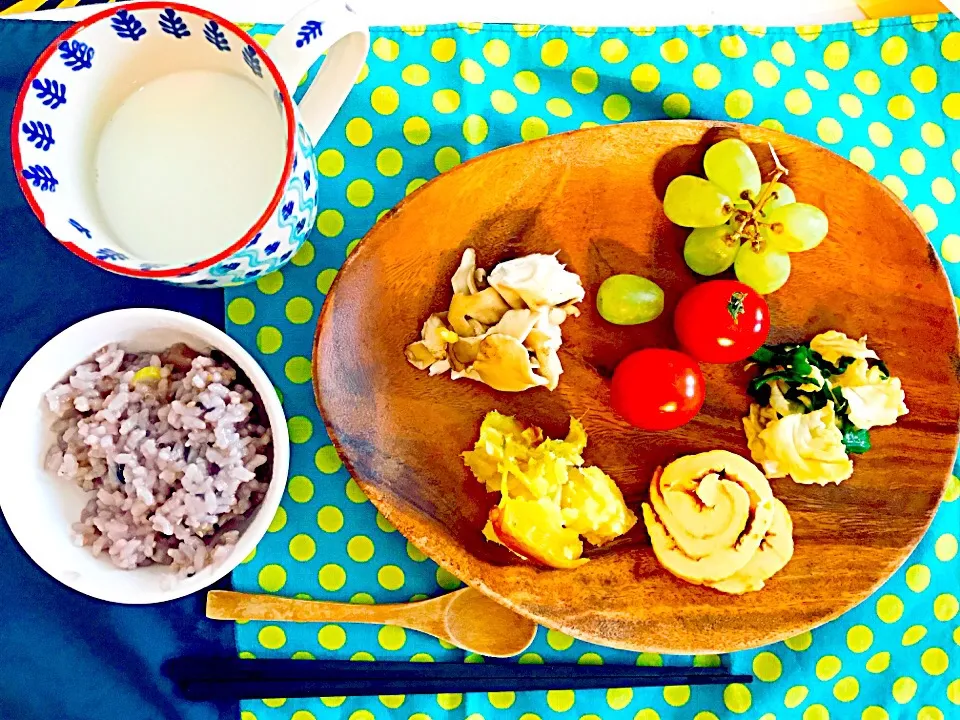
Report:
472,334,549,392
525,311,564,390
448,288,510,337
488,253,586,310
404,312,456,375
451,248,482,296
405,249,583,392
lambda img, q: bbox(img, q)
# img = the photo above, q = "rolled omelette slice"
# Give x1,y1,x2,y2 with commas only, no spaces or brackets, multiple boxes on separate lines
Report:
706,497,794,595
642,450,776,586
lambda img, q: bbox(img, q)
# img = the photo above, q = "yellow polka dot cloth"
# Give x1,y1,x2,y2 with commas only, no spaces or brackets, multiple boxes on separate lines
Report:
226,15,960,720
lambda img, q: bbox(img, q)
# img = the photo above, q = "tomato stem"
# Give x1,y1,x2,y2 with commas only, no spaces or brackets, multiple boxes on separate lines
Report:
727,291,747,323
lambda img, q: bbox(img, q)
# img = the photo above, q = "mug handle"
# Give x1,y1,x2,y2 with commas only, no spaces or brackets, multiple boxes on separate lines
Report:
267,1,370,142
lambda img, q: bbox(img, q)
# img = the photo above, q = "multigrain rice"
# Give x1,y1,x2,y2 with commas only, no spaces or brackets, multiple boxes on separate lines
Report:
44,344,271,575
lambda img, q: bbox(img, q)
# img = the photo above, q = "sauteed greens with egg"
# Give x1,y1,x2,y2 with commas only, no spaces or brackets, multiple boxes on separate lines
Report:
743,331,908,486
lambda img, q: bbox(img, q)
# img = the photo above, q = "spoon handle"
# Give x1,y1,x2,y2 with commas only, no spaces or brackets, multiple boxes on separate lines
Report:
206,590,425,626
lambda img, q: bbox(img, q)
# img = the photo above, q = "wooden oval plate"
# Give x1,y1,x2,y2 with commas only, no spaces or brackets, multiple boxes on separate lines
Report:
314,121,960,653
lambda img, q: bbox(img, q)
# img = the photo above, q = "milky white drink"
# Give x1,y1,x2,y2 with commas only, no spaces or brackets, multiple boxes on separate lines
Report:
94,70,287,265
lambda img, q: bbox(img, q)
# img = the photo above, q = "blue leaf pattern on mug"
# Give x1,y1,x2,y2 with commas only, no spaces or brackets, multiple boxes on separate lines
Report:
21,165,58,192
242,45,263,78
15,18,319,288
158,9,191,39
94,248,127,261
22,121,54,151
58,40,94,71
68,219,91,239
203,21,230,52
110,9,147,42
31,78,66,109
296,20,324,48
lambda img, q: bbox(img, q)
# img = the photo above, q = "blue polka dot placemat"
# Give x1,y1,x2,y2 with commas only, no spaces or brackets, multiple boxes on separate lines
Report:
224,14,960,720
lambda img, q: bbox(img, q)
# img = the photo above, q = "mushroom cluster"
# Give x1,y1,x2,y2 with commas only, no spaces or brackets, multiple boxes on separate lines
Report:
405,249,584,392
641,450,794,595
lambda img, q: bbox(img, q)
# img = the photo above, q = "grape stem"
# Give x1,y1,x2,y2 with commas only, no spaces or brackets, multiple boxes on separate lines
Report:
729,142,789,252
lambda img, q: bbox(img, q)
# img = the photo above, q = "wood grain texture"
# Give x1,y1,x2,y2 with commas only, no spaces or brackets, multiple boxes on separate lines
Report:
313,121,960,654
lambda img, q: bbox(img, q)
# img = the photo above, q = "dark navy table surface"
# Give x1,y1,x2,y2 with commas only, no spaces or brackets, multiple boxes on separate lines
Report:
0,20,235,720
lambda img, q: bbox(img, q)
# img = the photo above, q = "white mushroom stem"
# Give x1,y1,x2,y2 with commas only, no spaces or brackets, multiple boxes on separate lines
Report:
451,248,480,296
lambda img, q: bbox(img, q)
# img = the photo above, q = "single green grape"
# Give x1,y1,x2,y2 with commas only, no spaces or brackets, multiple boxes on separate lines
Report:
734,243,791,294
663,175,734,228
703,139,762,203
683,225,739,276
761,202,829,252
596,274,665,325
757,182,796,215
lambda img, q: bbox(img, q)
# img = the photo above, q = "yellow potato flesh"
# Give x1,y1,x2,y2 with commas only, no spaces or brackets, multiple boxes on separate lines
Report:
491,497,587,569
561,466,637,547
463,412,634,569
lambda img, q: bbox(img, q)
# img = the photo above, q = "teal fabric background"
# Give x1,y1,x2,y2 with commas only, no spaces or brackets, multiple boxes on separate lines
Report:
225,15,960,720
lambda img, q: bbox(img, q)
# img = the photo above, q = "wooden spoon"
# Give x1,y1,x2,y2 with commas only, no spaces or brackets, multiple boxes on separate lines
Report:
207,588,537,658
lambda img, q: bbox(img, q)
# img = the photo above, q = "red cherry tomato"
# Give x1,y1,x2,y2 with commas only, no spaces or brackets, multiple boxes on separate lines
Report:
610,349,705,431
674,280,770,363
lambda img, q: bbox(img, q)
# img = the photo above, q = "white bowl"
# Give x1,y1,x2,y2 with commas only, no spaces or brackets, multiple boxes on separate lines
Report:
0,308,289,604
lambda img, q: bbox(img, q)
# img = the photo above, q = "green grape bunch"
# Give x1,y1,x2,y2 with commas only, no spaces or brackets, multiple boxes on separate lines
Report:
663,138,828,295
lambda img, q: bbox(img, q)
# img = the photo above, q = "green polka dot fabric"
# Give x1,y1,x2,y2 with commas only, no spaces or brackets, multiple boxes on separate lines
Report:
225,14,960,720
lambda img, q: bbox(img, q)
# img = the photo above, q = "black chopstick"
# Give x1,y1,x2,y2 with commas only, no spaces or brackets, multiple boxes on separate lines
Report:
166,658,750,700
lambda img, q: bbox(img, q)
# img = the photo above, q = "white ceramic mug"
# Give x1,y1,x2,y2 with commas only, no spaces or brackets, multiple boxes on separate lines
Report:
12,1,368,287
